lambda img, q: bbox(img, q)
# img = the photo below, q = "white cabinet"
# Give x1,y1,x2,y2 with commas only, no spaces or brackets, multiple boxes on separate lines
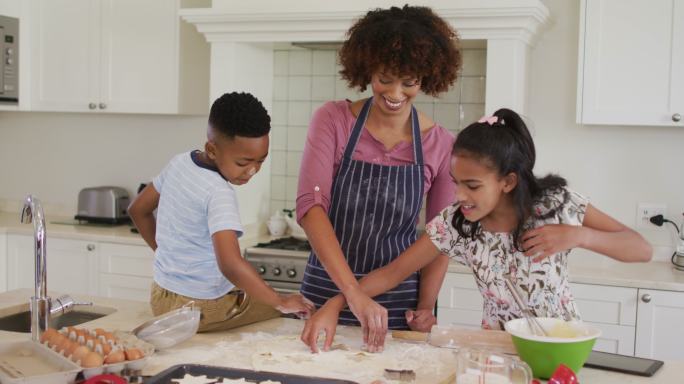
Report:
29,0,209,114
437,272,483,328
6,234,98,296
577,0,684,126
570,283,636,355
635,288,684,360
438,271,684,359
98,242,154,302
0,233,7,292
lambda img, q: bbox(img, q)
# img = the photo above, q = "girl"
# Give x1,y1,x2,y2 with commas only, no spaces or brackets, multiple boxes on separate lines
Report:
296,4,461,346
301,108,652,352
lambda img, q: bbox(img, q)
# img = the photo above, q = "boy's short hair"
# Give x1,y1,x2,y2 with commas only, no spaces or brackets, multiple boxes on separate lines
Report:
208,92,271,139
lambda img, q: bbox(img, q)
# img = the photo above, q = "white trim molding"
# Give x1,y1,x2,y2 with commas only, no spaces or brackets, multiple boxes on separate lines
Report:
181,1,550,46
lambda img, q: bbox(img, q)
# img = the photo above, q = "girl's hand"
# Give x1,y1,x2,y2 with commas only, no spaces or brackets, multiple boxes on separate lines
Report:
300,300,340,353
522,224,584,262
345,287,388,353
405,309,437,332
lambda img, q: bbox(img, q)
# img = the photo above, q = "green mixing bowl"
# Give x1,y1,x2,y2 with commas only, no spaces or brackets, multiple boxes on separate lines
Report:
504,317,601,379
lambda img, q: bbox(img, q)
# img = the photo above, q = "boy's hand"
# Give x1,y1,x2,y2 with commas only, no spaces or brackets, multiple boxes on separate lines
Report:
275,293,316,319
405,309,437,332
300,300,341,353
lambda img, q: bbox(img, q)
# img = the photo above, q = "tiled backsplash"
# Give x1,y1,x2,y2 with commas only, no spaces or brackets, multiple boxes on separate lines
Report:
270,47,486,219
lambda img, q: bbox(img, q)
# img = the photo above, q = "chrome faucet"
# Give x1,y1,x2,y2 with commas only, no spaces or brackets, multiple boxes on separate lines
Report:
21,195,92,342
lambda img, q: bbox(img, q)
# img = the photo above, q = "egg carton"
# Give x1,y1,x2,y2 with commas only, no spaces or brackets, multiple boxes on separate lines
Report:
40,327,153,379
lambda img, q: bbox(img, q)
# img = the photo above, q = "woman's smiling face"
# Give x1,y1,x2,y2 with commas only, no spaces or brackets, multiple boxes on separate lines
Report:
370,72,421,114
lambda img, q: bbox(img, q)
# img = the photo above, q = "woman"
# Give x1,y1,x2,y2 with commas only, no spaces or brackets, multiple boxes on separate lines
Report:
296,5,461,352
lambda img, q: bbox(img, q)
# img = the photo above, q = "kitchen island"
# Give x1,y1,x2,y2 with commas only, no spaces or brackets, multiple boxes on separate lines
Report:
0,289,681,383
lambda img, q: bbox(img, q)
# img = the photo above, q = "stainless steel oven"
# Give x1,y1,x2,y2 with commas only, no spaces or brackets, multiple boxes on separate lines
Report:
244,237,310,294
0,15,19,104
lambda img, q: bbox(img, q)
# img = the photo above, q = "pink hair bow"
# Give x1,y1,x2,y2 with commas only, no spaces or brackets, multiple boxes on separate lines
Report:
478,115,498,125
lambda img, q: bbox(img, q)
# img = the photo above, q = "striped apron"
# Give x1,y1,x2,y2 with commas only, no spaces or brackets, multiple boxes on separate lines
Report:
300,97,425,329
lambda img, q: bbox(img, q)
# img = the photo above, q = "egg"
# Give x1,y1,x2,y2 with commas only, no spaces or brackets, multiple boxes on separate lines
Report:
93,328,106,336
40,328,59,344
124,348,144,361
50,333,67,349
100,342,112,356
104,350,125,364
81,351,104,368
102,331,116,343
65,341,80,357
58,339,74,355
71,345,91,362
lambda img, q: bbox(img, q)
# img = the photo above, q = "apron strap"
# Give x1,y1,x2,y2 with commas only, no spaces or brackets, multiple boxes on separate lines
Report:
343,97,425,166
342,98,373,161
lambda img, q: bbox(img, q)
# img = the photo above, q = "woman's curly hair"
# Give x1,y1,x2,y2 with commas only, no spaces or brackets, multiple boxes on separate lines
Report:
339,5,461,97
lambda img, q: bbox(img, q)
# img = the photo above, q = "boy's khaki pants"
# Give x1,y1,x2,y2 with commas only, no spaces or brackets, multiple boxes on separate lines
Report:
150,282,281,332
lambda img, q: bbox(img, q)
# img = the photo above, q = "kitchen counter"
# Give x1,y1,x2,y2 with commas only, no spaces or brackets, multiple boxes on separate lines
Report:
448,256,684,292
0,211,271,251
0,290,680,383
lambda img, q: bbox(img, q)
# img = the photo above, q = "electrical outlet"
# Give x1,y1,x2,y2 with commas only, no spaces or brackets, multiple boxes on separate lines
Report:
636,203,667,229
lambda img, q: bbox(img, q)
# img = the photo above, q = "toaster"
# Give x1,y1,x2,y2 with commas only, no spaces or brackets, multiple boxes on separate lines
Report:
74,186,131,224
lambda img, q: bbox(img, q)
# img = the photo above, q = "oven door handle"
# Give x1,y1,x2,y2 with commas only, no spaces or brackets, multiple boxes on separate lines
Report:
267,280,302,294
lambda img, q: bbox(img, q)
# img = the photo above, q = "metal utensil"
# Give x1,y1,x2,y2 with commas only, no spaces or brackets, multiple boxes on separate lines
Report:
503,273,548,337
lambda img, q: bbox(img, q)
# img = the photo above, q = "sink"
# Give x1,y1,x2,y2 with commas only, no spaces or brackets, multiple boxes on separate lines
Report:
0,305,117,333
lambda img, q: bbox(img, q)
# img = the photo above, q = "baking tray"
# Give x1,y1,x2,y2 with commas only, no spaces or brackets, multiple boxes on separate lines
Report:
145,364,359,384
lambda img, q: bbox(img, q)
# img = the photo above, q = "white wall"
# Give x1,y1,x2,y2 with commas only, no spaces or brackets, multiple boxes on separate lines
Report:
529,0,684,261
0,111,206,215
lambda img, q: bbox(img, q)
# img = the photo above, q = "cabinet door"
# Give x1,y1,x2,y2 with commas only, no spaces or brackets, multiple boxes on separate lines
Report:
6,234,98,296
570,283,637,355
578,0,684,126
99,274,152,302
0,233,7,292
98,242,153,301
437,272,483,328
30,0,100,112
99,0,178,113
635,289,684,359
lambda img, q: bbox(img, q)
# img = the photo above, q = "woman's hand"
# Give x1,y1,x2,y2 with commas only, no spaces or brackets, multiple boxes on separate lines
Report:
300,299,341,353
522,224,583,262
344,287,388,353
405,309,437,332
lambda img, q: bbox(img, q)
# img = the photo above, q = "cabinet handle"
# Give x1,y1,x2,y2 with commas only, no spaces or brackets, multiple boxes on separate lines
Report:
99,103,107,110
88,103,97,110
86,244,96,251
673,113,682,122
641,294,652,303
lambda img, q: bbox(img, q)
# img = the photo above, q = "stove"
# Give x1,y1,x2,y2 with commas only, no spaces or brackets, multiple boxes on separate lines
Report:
244,237,311,293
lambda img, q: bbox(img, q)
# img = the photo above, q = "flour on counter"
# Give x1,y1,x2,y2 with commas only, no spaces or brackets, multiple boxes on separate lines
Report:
146,326,456,384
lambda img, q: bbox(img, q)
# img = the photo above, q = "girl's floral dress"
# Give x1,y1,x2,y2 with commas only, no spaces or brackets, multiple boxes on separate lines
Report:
425,187,588,330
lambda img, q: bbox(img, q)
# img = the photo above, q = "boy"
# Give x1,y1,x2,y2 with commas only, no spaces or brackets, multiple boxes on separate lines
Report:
129,92,314,332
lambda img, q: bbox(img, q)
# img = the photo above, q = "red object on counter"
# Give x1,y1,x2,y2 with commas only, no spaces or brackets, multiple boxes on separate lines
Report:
83,374,128,384
530,364,579,384
547,364,579,384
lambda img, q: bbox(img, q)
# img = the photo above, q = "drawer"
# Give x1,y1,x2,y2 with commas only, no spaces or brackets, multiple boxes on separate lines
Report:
99,242,154,277
570,283,637,326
